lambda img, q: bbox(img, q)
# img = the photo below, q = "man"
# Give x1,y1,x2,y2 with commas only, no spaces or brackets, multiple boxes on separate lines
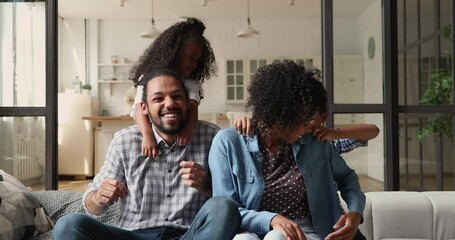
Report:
53,69,240,240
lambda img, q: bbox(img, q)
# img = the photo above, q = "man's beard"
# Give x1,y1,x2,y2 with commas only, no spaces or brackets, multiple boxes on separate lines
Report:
149,110,185,135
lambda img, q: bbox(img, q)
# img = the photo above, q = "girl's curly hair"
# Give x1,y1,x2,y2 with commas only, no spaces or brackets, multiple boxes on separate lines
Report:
246,60,327,134
129,17,216,87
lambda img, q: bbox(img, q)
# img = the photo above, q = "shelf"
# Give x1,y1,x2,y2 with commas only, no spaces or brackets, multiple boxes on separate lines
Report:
98,80,133,95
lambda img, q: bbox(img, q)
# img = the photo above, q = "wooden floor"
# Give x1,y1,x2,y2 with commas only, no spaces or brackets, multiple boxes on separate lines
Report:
358,174,384,192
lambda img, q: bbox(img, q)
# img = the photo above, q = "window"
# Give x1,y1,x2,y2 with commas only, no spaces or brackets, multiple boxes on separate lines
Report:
226,57,316,104
226,60,245,102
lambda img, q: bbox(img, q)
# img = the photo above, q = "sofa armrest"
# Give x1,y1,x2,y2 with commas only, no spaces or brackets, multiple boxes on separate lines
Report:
423,191,455,240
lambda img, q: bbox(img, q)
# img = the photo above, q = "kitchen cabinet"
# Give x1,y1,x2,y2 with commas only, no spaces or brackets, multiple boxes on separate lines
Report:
82,116,135,175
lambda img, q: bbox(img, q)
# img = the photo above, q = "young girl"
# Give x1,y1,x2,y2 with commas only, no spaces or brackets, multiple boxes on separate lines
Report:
234,112,379,155
129,17,216,157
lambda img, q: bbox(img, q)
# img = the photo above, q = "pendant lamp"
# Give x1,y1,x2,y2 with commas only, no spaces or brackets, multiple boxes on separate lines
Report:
237,0,260,38
141,0,161,39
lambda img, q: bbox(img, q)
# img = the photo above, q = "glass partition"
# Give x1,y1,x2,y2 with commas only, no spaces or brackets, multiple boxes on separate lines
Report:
0,117,45,187
334,113,385,192
0,2,46,107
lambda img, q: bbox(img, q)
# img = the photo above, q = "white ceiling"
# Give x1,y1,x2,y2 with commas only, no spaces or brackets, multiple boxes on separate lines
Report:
59,0,376,21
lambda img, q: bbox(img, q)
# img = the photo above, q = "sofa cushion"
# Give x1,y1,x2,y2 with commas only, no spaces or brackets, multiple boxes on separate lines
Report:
30,191,85,224
366,192,433,240
29,190,121,239
0,170,53,240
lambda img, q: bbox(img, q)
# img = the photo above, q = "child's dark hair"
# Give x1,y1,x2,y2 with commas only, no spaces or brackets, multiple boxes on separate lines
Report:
141,69,189,103
130,17,216,87
246,60,327,133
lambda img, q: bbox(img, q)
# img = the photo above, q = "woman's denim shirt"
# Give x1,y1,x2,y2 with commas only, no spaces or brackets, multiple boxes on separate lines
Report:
209,128,366,239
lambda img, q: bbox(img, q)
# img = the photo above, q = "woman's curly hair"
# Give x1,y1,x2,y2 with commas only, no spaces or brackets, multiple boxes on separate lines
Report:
129,17,216,87
246,60,327,134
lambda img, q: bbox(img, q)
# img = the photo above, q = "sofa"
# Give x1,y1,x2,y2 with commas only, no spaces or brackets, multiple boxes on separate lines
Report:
25,191,455,239
28,191,120,240
343,191,455,240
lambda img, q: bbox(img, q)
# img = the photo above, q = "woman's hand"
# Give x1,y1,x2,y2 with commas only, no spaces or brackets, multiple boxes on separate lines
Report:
270,215,307,240
325,211,362,240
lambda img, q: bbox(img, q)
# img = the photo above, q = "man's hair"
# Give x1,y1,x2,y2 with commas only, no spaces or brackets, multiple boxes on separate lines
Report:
246,60,327,133
141,69,189,103
130,17,216,87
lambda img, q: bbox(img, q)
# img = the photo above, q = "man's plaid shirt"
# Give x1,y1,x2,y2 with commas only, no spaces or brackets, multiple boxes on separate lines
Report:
83,121,219,231
331,138,367,154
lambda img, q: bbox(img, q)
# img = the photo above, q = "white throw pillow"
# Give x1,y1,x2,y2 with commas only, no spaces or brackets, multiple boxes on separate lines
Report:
0,170,53,240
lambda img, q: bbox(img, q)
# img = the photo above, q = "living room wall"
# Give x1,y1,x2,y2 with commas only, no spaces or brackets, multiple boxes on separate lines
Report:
60,17,361,114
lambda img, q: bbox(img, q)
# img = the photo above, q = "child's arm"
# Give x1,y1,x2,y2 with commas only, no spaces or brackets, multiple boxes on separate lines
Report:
233,116,253,136
135,104,159,158
312,124,379,142
177,99,199,145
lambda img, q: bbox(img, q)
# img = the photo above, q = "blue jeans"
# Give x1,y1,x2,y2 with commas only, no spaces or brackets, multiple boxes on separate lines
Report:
53,196,240,240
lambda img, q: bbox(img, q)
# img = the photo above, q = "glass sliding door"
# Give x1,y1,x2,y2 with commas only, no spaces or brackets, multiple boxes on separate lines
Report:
330,0,386,191
397,0,454,191
0,0,56,190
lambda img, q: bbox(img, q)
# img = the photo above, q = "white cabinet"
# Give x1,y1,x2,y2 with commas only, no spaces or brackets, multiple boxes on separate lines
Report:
333,55,365,125
333,55,364,104
92,118,135,175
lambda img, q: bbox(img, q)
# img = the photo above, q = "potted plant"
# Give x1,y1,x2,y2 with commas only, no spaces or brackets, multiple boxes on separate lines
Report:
418,25,453,141
82,83,92,95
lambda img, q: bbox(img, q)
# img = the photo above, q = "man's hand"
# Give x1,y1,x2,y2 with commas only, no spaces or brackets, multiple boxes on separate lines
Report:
87,179,128,215
270,215,307,240
178,161,210,196
325,211,362,240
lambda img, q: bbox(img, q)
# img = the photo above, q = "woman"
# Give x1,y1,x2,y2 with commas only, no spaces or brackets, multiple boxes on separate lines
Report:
209,60,366,240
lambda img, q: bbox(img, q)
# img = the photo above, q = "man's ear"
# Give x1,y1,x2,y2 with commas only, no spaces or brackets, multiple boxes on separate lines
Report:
140,102,148,115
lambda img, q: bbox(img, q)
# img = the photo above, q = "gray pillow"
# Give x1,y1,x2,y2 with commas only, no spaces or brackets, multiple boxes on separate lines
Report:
0,170,53,240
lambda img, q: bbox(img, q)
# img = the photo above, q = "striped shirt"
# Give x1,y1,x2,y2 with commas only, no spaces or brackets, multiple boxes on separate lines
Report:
83,121,219,231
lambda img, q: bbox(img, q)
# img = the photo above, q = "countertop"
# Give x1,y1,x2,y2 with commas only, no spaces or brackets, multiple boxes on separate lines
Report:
82,115,134,121
83,115,228,121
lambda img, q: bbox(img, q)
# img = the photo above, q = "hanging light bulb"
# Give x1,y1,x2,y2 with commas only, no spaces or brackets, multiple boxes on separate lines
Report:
141,0,161,39
237,0,260,38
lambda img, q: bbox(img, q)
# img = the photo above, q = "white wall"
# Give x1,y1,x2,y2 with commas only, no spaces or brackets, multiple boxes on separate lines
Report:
60,17,362,115
59,1,386,182
59,18,86,91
